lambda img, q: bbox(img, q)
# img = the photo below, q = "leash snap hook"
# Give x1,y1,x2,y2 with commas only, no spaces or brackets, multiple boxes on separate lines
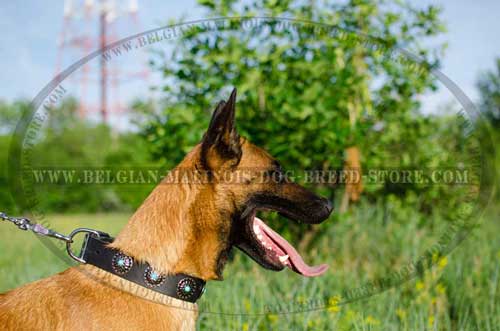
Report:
66,228,102,264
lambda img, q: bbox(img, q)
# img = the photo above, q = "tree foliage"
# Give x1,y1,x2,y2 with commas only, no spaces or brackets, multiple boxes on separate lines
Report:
0,99,156,213
131,0,457,245
477,57,500,129
476,58,500,197
140,1,446,172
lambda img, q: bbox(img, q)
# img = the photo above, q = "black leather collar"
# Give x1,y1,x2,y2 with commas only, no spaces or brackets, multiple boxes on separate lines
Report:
80,232,206,303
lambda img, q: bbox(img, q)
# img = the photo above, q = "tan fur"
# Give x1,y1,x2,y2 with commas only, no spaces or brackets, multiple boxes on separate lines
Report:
0,267,197,331
0,138,278,331
0,90,309,330
109,140,275,280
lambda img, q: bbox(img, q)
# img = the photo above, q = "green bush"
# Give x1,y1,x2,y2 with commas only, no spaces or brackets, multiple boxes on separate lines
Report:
0,99,158,214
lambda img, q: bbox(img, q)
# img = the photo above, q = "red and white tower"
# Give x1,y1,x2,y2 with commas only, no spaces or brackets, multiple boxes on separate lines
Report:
56,0,149,124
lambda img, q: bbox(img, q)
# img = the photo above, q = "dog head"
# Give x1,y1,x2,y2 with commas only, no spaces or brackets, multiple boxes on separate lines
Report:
115,88,333,280
190,88,333,278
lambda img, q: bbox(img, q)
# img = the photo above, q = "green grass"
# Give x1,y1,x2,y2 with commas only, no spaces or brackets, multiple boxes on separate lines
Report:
0,214,129,291
0,207,498,331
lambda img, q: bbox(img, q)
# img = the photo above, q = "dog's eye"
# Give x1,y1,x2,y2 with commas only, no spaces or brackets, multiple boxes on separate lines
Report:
263,161,286,184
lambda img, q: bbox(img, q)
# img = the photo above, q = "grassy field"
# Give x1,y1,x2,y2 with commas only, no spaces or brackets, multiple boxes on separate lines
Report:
0,205,498,331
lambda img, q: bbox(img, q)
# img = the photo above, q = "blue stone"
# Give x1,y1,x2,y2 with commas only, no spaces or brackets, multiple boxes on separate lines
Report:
117,259,125,267
151,272,159,281
184,285,191,292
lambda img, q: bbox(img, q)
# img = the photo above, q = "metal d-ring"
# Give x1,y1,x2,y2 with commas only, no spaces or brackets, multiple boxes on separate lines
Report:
66,228,102,264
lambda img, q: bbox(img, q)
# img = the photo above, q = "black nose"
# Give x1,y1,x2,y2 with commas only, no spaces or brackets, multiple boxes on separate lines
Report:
323,198,333,215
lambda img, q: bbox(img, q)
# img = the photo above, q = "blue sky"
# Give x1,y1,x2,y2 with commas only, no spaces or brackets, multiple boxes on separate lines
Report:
0,1,499,117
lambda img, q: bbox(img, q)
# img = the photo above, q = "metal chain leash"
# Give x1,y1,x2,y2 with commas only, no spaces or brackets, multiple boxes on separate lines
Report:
0,211,72,242
0,211,30,229
0,211,102,263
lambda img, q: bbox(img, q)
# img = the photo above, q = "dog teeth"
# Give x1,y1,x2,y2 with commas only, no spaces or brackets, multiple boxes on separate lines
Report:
254,226,261,234
257,234,263,240
279,255,289,263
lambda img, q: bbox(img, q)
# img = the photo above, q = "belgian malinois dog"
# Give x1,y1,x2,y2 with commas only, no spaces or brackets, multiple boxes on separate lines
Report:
0,88,333,330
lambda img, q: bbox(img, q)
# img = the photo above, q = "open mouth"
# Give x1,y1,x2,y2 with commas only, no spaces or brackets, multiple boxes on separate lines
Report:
235,209,329,277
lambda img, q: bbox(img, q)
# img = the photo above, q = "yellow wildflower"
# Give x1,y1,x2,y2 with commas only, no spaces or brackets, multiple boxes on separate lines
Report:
327,295,341,313
365,315,380,326
242,322,249,331
428,315,435,327
415,280,425,291
267,313,278,324
438,256,448,269
436,283,446,295
396,308,407,320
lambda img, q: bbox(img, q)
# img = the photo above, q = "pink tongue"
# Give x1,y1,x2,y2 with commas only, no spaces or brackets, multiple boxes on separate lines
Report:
254,218,328,277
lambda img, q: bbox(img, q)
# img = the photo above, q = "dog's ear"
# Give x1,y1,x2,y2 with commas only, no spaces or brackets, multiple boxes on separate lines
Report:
201,88,242,169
